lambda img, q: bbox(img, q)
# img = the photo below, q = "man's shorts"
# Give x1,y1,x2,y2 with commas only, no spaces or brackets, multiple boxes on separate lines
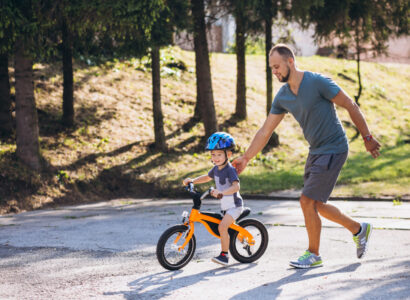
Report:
222,206,244,220
302,151,348,203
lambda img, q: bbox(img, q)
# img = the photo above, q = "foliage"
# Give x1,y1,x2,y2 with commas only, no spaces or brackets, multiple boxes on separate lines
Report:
0,0,57,57
294,0,409,103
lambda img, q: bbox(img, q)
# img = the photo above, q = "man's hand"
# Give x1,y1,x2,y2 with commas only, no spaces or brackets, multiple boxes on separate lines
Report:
182,178,192,186
232,156,249,175
364,136,381,158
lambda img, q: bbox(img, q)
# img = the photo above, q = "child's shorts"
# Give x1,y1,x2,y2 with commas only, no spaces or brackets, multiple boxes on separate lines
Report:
222,206,244,220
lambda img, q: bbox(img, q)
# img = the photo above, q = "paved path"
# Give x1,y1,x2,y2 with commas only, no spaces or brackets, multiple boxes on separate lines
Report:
0,199,409,299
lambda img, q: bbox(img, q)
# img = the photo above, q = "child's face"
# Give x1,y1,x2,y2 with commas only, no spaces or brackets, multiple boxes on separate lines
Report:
211,150,231,166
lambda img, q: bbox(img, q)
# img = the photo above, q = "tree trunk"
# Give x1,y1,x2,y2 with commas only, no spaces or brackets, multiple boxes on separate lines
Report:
62,18,75,127
151,46,167,151
354,46,362,106
14,39,42,171
265,13,279,147
235,11,247,119
192,0,218,137
265,16,273,115
0,53,13,137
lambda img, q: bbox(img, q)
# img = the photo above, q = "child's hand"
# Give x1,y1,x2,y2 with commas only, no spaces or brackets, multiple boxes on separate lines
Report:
183,178,193,186
211,189,223,199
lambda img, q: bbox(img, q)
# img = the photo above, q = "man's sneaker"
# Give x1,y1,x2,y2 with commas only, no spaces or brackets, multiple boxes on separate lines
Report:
212,253,229,266
353,222,373,258
289,250,323,269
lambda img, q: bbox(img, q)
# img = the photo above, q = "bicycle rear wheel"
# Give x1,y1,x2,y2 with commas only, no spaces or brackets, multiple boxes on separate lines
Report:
229,219,268,263
156,225,196,270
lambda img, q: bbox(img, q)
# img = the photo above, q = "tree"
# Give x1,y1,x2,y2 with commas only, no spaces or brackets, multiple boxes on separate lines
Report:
0,53,13,137
191,0,218,137
149,0,189,151
1,0,54,170
297,0,409,105
55,1,110,127
61,16,74,127
150,46,167,151
251,0,288,146
0,3,15,137
232,1,248,119
14,38,42,170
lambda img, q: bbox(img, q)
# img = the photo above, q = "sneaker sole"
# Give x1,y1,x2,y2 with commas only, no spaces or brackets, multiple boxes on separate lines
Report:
358,224,373,259
289,262,323,269
212,258,229,266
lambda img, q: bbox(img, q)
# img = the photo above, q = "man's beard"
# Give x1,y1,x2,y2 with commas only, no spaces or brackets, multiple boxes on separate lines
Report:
279,67,290,82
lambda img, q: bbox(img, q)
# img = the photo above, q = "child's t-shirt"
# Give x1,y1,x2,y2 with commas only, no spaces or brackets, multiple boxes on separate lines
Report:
208,162,243,210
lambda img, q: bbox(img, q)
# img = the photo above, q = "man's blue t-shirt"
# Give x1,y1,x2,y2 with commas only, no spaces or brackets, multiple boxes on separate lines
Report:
270,71,348,154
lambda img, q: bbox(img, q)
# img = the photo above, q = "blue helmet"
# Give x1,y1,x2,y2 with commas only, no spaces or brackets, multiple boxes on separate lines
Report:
205,132,236,151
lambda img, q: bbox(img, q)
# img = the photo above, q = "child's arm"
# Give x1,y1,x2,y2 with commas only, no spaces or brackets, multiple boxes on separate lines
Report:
211,181,240,198
183,175,212,186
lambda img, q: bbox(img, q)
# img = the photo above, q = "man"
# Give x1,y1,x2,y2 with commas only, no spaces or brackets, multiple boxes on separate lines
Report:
233,44,381,268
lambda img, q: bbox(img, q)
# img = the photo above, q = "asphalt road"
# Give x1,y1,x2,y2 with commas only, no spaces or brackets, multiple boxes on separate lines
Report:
1,198,409,299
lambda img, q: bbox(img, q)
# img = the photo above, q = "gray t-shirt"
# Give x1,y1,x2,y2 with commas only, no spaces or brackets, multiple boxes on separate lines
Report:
208,162,243,210
270,71,348,154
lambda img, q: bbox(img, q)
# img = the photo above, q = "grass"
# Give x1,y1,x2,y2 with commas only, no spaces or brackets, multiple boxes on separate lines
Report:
0,46,409,214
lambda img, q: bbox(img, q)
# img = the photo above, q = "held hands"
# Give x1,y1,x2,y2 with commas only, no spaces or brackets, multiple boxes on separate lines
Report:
364,136,381,158
232,156,249,175
182,178,193,186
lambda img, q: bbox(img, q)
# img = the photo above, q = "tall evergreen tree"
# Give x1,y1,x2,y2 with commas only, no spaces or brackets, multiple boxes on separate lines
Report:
191,0,218,137
0,3,15,137
0,53,12,137
1,0,55,170
295,0,409,104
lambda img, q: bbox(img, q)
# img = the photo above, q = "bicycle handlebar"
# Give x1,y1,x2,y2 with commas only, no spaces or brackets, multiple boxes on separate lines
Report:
186,183,222,209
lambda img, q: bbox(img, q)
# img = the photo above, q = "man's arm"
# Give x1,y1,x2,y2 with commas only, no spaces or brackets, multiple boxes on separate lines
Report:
232,113,285,174
331,90,381,158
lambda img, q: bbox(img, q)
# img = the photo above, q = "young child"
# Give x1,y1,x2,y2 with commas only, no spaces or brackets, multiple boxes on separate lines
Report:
183,132,244,266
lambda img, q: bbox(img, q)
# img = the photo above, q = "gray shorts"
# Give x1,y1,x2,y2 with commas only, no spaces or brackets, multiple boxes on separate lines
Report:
222,206,244,220
302,152,348,203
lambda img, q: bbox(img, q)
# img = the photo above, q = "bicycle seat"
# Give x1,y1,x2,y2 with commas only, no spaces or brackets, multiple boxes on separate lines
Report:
236,207,251,222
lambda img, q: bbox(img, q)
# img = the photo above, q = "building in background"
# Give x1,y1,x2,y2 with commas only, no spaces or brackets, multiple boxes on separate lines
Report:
175,15,409,64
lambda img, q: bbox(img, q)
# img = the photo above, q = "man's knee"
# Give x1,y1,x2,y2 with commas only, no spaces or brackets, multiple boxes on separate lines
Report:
300,194,316,208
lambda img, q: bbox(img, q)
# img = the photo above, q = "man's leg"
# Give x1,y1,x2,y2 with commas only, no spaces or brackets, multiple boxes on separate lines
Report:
315,201,361,234
299,194,322,256
289,194,324,268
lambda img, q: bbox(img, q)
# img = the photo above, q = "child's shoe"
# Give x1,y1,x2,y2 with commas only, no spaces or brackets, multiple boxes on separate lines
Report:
212,252,229,266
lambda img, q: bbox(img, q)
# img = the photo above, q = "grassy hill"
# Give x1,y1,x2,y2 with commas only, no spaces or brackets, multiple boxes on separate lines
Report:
1,47,409,214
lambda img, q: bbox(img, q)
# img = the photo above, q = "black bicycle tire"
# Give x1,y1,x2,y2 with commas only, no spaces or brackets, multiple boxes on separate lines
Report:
156,225,196,270
229,218,268,263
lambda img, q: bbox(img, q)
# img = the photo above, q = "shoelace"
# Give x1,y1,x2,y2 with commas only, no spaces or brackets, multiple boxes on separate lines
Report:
298,251,312,261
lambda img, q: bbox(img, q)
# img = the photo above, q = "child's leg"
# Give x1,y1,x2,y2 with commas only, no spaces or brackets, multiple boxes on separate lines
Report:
219,214,235,252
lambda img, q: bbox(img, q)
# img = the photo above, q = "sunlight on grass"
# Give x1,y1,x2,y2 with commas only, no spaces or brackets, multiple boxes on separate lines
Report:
1,46,409,213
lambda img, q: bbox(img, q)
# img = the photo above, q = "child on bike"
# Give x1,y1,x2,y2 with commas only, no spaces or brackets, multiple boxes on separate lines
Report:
183,132,244,266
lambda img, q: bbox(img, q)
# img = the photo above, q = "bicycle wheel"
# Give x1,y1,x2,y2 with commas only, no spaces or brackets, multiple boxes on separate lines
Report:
229,219,268,263
156,225,196,270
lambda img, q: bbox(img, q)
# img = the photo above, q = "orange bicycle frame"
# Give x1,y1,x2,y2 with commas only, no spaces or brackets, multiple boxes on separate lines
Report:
177,208,255,251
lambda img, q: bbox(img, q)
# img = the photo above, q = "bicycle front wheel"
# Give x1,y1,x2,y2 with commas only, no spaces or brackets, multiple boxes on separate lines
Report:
230,219,268,263
156,225,196,270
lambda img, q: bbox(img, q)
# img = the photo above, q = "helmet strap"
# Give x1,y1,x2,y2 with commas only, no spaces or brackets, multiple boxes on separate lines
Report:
211,150,229,167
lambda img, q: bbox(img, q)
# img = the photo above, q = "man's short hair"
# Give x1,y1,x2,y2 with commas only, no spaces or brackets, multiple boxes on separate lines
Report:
269,44,295,60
